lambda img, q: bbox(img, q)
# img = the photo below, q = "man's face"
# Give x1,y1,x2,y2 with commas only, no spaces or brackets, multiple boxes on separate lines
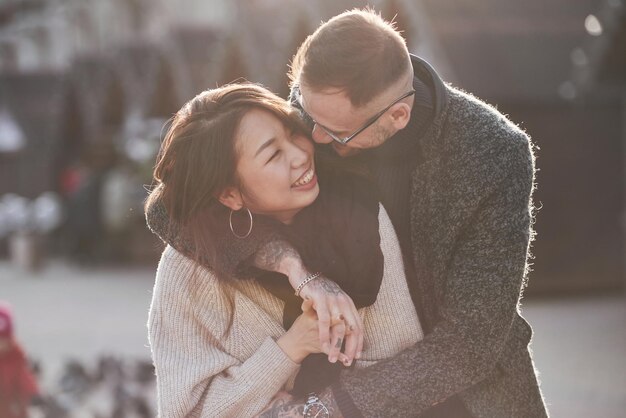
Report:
298,85,394,157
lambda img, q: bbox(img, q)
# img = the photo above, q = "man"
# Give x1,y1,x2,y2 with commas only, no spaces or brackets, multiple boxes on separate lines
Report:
257,8,547,417
147,8,548,418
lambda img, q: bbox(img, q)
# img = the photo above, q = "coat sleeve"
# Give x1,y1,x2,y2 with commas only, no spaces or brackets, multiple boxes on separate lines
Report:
148,248,300,417
332,141,536,417
145,189,285,279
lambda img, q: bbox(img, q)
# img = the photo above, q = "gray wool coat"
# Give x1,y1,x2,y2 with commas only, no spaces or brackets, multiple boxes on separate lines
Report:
327,56,548,418
145,56,549,418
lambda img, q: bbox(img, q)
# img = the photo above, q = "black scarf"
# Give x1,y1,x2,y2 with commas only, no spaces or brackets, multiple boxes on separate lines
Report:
247,165,383,396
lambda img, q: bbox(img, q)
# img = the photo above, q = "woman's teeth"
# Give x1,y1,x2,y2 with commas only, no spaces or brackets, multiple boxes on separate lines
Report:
293,168,314,187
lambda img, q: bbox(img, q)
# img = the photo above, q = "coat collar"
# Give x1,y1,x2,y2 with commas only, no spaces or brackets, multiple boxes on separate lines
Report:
409,54,450,162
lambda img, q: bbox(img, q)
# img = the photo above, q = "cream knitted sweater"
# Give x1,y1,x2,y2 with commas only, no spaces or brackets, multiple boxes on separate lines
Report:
147,205,423,417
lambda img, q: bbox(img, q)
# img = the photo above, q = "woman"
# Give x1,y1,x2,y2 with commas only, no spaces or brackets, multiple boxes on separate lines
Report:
146,83,424,417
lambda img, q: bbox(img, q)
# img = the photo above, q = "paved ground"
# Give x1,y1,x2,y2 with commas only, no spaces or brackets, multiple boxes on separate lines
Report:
522,294,625,417
1,259,625,417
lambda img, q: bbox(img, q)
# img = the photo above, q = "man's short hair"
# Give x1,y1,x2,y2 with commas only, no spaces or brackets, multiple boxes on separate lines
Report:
289,8,411,107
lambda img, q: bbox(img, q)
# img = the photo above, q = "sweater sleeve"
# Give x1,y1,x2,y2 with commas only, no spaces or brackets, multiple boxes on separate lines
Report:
148,247,300,418
333,142,536,416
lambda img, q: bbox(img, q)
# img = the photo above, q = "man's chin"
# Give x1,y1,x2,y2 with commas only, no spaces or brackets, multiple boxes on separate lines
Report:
332,142,361,157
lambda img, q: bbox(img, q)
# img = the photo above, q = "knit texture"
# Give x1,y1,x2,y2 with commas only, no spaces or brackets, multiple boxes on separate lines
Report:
338,69,471,417
331,57,548,418
148,205,423,417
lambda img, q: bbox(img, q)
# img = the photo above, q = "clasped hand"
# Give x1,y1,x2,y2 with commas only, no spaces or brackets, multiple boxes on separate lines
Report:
280,274,363,366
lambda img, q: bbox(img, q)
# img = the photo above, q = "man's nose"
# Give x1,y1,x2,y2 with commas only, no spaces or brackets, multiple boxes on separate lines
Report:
311,125,333,144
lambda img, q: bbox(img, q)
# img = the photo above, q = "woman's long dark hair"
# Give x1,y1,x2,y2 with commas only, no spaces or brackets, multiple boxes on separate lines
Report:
145,82,309,270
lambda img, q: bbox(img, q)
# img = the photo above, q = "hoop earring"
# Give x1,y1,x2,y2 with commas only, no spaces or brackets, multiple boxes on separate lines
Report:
229,208,253,239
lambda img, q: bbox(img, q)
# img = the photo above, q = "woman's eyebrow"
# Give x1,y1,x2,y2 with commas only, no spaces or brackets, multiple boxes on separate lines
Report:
254,137,276,157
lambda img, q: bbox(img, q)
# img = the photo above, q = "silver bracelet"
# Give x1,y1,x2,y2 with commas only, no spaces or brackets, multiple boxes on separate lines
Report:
294,272,322,297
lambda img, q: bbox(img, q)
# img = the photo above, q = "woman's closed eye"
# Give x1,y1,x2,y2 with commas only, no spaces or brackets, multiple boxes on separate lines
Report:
266,149,280,164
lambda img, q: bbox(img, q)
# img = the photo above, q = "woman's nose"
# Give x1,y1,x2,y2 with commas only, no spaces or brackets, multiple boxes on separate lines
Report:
289,140,310,168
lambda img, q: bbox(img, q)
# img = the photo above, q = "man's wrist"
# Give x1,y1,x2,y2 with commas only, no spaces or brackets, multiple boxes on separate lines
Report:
255,386,346,418
252,239,304,279
283,260,309,289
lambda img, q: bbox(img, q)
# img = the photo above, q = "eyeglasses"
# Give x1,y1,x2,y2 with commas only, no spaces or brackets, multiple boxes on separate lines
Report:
295,87,415,145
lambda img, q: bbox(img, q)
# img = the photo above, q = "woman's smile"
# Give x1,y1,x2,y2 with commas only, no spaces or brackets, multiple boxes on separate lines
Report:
292,166,317,189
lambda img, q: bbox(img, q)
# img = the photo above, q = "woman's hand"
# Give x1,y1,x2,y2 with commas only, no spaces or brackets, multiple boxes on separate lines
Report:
296,273,364,366
277,300,322,364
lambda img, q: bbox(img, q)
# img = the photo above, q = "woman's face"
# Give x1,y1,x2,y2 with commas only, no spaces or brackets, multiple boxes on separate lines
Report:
228,108,319,224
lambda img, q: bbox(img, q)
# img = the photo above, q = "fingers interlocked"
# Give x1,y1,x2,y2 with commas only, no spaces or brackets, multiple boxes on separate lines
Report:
299,275,364,367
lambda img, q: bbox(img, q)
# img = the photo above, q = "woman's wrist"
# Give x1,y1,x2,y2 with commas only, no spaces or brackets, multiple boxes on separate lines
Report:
276,334,305,364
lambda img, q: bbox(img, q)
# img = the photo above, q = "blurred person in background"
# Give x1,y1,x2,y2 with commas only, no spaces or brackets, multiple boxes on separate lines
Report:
0,302,39,418
59,143,118,265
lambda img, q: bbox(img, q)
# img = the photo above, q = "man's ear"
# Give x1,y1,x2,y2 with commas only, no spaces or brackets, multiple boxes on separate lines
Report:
389,103,412,130
218,186,244,211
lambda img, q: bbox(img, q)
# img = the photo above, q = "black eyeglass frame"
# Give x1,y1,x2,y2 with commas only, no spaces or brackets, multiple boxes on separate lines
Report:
295,88,416,145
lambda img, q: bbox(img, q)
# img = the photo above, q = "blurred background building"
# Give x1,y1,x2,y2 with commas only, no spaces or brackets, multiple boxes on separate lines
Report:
0,1,624,416
0,0,623,294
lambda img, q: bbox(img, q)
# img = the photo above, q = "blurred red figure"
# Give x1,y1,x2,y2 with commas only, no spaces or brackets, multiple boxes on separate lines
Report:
0,303,39,418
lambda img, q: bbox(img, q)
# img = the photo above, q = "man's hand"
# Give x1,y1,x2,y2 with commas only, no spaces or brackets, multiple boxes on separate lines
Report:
298,275,363,366
255,388,343,418
253,239,364,365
